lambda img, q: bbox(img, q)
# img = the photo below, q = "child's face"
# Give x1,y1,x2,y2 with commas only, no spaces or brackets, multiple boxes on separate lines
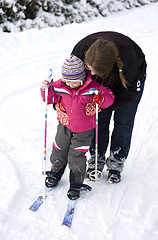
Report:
64,80,81,89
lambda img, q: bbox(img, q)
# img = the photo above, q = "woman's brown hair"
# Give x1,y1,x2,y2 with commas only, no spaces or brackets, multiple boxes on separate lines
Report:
85,39,127,88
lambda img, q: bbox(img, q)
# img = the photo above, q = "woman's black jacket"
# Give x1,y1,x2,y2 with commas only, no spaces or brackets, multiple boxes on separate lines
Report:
71,31,147,110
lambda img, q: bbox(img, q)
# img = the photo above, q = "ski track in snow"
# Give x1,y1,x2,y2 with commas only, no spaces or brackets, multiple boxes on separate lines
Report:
0,3,158,240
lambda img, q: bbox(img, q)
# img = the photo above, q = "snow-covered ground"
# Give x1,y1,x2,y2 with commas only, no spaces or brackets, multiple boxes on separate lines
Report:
0,3,158,240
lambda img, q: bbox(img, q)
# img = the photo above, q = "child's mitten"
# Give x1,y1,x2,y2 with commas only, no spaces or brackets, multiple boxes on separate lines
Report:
55,103,70,126
93,94,104,105
85,102,101,116
41,80,51,90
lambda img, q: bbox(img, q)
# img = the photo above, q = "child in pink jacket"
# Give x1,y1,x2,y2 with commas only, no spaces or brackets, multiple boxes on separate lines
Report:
41,55,114,200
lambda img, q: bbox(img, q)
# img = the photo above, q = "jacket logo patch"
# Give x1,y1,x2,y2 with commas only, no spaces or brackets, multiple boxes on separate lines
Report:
136,80,141,91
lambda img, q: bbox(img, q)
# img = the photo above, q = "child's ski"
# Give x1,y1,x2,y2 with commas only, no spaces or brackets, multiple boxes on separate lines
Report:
29,187,53,212
62,199,77,228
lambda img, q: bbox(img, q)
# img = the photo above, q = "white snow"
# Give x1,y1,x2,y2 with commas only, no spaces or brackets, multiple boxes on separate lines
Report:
0,0,155,32
0,3,158,240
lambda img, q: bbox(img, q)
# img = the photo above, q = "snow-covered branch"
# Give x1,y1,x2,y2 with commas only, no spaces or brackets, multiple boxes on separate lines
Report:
0,0,157,32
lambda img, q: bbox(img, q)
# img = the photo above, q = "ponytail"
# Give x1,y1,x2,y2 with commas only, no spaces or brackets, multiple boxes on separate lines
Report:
116,57,127,88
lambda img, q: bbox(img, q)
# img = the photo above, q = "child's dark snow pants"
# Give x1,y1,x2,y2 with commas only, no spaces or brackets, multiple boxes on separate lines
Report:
50,122,94,183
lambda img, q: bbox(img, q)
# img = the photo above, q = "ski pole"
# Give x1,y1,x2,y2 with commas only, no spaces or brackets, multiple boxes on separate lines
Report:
95,101,99,180
42,69,52,202
93,92,102,181
88,88,102,181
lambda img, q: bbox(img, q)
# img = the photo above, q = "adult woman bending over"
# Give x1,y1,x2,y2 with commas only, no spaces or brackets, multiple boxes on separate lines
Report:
71,31,147,183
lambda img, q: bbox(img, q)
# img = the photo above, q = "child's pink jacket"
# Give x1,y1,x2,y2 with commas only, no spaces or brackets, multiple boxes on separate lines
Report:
41,72,114,133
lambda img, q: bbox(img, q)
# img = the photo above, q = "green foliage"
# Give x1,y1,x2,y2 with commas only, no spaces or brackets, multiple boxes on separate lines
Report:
0,0,157,32
61,0,78,4
15,0,40,19
0,1,15,24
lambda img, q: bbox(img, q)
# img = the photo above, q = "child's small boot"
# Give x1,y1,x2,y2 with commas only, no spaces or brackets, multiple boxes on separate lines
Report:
45,171,62,188
67,182,92,200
